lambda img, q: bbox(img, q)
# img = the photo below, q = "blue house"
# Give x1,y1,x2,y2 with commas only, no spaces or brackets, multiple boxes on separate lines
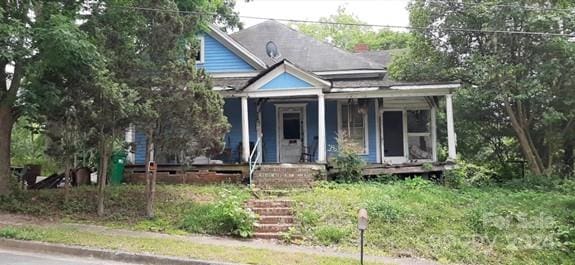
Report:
127,21,459,177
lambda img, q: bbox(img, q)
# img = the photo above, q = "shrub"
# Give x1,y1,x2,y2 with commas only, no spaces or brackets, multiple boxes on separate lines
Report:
314,225,350,245
180,190,255,238
444,161,495,188
403,176,432,190
331,133,366,183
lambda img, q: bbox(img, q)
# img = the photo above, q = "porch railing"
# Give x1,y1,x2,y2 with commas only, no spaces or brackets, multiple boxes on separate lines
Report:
248,136,262,186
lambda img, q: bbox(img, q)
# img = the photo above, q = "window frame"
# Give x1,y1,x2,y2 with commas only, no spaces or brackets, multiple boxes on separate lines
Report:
195,36,205,64
337,100,369,155
406,109,433,161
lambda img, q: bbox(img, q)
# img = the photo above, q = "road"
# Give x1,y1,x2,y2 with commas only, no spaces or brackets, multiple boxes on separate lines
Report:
0,248,132,265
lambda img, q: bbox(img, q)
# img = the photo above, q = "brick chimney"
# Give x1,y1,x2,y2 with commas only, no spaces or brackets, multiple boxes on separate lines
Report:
354,43,369,53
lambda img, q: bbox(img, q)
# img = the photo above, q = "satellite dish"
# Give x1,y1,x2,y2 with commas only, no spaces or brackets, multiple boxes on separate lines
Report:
265,41,281,61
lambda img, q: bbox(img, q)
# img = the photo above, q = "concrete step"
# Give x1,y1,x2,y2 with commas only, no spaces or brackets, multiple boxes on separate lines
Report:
252,232,283,240
251,207,292,216
258,215,294,224
247,200,294,208
254,223,292,233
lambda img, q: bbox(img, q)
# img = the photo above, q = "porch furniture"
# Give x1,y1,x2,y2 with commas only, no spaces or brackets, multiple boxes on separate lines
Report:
300,136,318,163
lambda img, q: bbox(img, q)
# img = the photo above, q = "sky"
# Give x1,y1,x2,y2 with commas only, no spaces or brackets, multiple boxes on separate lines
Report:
234,0,410,31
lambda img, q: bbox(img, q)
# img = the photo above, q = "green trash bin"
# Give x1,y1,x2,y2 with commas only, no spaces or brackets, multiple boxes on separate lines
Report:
110,151,127,185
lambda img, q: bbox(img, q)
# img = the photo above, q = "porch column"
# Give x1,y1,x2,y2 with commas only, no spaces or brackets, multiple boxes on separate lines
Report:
445,94,457,160
241,96,250,163
317,94,326,163
125,124,135,164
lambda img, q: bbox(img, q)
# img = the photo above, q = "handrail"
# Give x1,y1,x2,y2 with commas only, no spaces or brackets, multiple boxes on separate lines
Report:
248,136,262,186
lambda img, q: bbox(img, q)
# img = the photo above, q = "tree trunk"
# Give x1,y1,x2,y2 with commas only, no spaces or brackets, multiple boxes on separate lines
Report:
563,138,574,177
97,139,109,217
0,106,14,195
504,98,544,175
64,160,71,203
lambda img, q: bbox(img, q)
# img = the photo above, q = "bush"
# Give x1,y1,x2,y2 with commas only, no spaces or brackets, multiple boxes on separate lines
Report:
314,225,349,245
180,190,255,238
403,176,432,190
444,161,495,188
331,133,366,183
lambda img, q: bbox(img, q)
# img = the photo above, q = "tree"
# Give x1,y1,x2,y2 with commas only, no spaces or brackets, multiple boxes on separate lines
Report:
294,6,413,51
389,0,575,176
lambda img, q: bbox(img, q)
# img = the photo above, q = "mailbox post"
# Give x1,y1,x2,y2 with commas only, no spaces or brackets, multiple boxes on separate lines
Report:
358,208,368,265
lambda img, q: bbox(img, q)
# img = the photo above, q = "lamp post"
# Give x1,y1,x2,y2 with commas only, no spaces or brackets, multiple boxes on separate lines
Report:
358,208,368,265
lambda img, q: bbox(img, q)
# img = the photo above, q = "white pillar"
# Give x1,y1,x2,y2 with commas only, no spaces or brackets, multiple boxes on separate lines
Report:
125,124,135,164
446,94,457,161
431,107,437,162
317,94,326,163
241,96,250,163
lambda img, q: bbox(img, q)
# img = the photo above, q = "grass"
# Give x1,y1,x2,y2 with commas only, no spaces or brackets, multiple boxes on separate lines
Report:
1,180,574,264
0,225,376,265
289,180,575,265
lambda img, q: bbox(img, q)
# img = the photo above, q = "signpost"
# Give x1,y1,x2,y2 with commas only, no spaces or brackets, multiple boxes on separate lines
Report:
358,208,368,265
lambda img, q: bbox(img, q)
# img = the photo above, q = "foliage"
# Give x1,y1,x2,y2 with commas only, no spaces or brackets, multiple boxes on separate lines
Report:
10,119,59,174
290,182,575,264
180,190,255,238
0,227,45,241
331,133,366,183
444,161,496,188
294,6,412,51
390,0,575,176
313,225,350,246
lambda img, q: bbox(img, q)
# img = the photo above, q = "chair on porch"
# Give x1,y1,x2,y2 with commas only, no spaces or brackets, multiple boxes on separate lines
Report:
300,136,318,163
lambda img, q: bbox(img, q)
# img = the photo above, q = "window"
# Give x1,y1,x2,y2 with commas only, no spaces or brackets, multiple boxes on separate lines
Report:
195,36,204,63
339,101,368,154
407,110,431,160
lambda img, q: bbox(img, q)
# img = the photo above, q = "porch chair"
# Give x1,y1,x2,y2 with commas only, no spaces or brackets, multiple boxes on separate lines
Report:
300,136,318,163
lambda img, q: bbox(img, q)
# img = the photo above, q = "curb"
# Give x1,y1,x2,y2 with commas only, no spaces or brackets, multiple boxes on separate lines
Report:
0,238,239,265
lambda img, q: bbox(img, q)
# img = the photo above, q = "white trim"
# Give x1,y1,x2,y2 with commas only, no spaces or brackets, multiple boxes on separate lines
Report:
125,124,136,164
337,100,369,155
211,72,259,78
329,87,380,93
324,88,454,99
276,104,308,163
241,97,250,163
195,36,205,64
314,69,386,76
223,88,323,98
431,106,437,162
390,83,461,90
446,94,457,160
317,94,326,163
244,61,331,91
206,24,267,70
375,99,381,163
380,109,407,164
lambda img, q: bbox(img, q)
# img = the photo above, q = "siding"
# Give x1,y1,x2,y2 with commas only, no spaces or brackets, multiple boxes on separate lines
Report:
260,72,313,90
134,130,147,165
197,33,255,73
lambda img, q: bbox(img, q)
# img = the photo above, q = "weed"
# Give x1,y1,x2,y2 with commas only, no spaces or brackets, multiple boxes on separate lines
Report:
314,225,350,245
0,226,45,241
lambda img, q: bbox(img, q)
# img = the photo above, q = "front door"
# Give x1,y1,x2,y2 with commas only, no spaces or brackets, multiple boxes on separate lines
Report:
382,111,407,164
278,107,305,163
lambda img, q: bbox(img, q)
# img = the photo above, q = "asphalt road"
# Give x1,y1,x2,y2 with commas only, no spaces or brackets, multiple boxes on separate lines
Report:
0,248,131,265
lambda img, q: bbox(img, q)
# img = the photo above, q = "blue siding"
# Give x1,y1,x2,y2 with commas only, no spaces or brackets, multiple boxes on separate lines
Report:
260,73,313,90
223,98,257,162
325,99,378,163
134,130,147,165
197,33,255,73
261,101,277,162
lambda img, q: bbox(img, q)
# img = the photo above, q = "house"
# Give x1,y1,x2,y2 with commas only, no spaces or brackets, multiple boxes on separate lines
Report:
125,21,458,186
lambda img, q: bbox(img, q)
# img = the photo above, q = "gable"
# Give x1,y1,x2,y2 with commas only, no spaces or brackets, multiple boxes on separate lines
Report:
261,72,313,90
198,33,255,73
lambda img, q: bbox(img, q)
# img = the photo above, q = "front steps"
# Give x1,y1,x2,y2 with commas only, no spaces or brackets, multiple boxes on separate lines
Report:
247,199,295,240
252,164,325,189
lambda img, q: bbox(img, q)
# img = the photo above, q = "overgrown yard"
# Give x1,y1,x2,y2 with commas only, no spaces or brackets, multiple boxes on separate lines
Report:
0,180,574,265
